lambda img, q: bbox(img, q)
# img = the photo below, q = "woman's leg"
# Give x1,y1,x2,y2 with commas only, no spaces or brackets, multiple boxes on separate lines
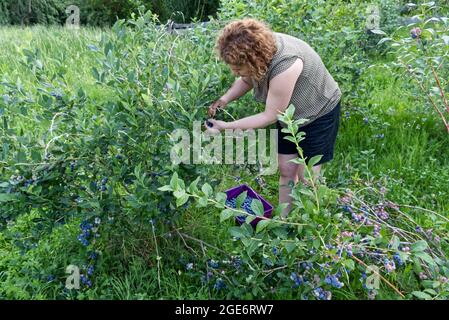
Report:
279,153,323,218
279,153,301,218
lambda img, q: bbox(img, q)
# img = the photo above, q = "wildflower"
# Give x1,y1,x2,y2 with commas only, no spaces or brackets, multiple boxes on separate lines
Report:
339,195,352,204
373,224,381,237
368,289,378,300
376,206,389,220
186,263,194,270
384,258,396,273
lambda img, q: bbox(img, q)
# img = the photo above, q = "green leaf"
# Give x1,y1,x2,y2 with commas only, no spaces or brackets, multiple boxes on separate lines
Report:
284,241,296,253
308,155,323,167
288,157,305,165
229,226,245,239
173,189,186,199
92,67,100,81
415,252,436,267
157,185,172,192
197,196,208,208
370,29,386,35
215,192,227,208
142,93,153,107
245,215,256,224
176,194,189,207
312,238,320,250
285,104,295,119
0,193,16,202
411,240,428,252
282,136,297,144
31,150,41,162
244,239,259,257
170,172,179,191
220,209,235,222
236,191,248,209
255,219,270,233
377,37,392,45
423,289,437,295
202,183,213,197
343,259,355,271
251,199,265,216
411,291,432,300
188,177,200,194
391,235,400,251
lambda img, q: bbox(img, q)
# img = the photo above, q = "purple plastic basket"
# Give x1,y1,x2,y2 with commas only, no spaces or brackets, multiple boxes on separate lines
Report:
224,184,273,228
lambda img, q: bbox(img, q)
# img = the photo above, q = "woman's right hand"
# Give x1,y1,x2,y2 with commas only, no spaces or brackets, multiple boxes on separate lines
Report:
208,99,227,118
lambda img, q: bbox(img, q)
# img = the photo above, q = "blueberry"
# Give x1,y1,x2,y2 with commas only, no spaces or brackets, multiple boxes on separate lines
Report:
206,120,213,128
213,278,226,290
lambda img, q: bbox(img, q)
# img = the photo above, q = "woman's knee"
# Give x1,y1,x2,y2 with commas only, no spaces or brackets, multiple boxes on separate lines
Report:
279,163,298,180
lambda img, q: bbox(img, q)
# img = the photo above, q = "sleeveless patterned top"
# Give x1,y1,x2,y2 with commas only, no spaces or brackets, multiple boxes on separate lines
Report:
251,32,341,127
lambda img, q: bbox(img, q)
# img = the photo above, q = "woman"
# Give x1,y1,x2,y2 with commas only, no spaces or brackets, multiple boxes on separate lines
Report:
205,19,341,217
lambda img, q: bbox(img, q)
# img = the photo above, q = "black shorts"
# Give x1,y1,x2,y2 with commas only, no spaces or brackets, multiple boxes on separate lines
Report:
277,101,341,166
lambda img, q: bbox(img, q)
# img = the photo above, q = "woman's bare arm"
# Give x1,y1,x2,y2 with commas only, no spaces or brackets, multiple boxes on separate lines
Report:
220,77,253,105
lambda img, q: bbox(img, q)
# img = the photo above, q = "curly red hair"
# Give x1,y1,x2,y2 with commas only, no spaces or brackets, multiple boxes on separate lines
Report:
216,19,277,81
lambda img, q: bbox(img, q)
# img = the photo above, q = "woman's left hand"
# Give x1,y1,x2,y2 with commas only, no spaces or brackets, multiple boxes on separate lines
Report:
204,119,228,133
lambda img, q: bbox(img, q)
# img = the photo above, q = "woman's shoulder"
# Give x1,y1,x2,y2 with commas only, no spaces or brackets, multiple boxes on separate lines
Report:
274,32,302,42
